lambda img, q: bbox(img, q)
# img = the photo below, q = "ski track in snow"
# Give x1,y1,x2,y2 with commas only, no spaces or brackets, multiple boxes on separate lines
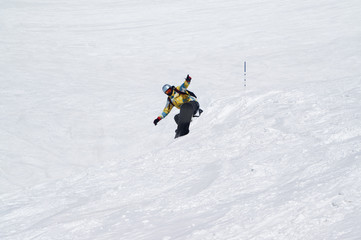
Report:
1,0,361,239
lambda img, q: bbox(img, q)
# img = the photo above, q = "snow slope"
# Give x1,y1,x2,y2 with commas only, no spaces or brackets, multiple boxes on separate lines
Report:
1,0,361,239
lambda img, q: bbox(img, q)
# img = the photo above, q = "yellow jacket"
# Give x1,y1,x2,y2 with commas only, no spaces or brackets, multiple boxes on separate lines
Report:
158,79,197,119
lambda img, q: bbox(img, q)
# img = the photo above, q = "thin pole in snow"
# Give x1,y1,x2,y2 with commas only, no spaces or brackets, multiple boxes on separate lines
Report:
244,61,247,87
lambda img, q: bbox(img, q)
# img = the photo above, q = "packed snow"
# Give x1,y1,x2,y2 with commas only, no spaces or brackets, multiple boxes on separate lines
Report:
1,0,361,239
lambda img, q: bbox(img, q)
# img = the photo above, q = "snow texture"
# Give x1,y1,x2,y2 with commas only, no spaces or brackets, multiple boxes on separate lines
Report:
1,0,361,239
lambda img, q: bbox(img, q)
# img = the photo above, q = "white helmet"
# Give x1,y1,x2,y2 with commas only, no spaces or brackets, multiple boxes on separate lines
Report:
162,84,173,95
162,84,171,93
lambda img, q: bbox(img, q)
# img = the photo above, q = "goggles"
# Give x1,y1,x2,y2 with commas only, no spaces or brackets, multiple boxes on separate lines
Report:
165,88,173,95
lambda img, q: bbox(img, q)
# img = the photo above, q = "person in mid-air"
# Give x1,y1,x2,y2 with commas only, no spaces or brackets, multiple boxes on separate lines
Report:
153,74,202,138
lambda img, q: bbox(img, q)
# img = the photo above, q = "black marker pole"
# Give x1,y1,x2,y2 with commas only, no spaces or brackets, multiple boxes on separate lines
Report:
244,61,247,87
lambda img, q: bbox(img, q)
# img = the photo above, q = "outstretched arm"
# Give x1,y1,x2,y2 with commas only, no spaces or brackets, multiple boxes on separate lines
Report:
153,100,174,125
179,74,192,92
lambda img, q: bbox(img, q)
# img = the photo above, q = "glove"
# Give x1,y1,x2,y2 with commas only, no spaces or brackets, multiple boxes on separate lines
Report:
185,74,192,82
153,117,161,126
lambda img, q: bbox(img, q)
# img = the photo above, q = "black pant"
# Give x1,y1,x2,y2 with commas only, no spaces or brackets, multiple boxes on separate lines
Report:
174,101,200,124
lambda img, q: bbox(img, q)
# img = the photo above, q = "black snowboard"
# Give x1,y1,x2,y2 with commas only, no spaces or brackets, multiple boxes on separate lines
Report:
175,103,194,138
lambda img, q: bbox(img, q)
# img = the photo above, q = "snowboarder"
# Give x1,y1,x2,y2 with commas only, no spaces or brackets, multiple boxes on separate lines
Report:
153,74,202,138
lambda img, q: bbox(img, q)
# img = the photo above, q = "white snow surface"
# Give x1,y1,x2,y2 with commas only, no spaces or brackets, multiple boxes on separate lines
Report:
1,0,361,239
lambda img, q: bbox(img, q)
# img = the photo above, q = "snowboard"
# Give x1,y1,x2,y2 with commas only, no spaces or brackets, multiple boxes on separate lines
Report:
175,102,194,138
